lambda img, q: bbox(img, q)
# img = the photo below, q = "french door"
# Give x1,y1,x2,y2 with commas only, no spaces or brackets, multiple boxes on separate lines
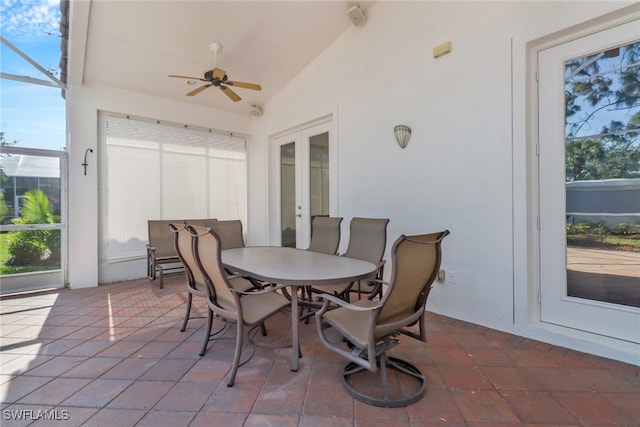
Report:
538,19,639,343
272,120,334,248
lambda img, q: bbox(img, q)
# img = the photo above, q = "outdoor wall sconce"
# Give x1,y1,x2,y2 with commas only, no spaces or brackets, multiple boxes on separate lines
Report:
394,125,411,149
82,148,93,175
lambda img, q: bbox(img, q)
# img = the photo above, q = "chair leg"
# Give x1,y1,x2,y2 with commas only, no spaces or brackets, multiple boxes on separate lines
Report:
226,323,244,387
158,265,164,289
180,293,193,332
149,256,156,280
303,287,313,324
260,321,267,336
379,354,389,400
199,309,213,357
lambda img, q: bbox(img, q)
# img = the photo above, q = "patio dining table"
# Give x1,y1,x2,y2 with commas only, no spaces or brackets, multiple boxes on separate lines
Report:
221,246,377,372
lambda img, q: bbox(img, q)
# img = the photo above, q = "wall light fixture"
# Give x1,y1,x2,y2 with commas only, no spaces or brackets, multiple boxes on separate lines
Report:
394,125,411,149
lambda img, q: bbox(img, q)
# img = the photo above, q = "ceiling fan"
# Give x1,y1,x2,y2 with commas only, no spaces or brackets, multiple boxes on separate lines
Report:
168,42,261,102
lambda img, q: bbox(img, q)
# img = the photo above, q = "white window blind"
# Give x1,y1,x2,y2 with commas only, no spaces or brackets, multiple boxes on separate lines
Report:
101,114,247,262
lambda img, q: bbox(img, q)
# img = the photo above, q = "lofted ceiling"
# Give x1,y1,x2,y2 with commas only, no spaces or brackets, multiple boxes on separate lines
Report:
82,0,374,115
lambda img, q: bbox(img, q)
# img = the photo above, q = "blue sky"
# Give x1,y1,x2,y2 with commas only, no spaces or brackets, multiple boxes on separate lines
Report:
1,0,66,151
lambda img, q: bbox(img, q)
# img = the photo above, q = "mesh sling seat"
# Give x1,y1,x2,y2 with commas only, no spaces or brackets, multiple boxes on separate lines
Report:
169,223,253,333
292,216,344,318
214,219,268,289
307,216,343,254
189,225,290,387
315,230,450,407
310,217,389,303
216,219,246,250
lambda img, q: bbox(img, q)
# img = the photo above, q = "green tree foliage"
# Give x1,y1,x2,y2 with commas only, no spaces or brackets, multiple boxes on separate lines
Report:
566,133,640,181
0,131,19,148
5,190,60,266
564,42,640,182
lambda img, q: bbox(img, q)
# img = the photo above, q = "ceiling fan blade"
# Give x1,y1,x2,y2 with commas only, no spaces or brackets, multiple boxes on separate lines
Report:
213,68,226,80
220,85,241,102
225,81,262,91
168,74,206,81
186,84,212,96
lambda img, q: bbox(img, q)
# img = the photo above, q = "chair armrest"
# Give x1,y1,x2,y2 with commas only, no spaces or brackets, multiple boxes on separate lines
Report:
365,278,389,300
368,278,389,287
316,293,383,312
232,283,289,296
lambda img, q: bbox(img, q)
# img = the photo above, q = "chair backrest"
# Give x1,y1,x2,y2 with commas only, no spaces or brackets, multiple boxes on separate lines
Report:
376,231,450,334
169,223,208,291
189,225,238,312
307,216,343,254
343,217,389,264
184,218,218,228
216,220,245,250
148,220,177,258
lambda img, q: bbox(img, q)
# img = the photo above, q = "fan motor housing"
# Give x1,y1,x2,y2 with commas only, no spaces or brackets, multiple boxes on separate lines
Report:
204,69,226,85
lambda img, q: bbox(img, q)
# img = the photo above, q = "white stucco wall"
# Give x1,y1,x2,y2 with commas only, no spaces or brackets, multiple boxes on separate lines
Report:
65,1,638,363
248,1,638,363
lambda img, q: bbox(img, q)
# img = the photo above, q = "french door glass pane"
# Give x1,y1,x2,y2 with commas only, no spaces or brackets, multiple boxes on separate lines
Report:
309,132,329,219
280,142,296,247
564,40,640,308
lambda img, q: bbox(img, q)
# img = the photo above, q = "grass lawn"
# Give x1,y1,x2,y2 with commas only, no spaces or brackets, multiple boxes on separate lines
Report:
0,232,9,264
567,233,640,252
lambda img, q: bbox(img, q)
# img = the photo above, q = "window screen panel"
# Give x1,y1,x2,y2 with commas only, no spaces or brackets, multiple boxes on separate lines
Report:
102,114,247,262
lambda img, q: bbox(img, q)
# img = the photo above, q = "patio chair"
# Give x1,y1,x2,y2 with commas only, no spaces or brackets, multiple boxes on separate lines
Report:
169,223,254,333
315,230,450,407
214,219,268,288
146,219,181,289
310,217,389,303
294,216,343,313
216,219,245,249
190,225,290,387
307,216,343,254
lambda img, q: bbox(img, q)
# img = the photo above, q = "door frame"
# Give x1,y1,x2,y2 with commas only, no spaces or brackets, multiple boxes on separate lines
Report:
268,114,337,247
0,146,68,294
528,8,640,347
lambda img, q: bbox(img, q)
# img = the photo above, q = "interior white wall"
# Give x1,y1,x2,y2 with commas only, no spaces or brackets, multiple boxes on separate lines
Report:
66,84,251,287
249,1,637,363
